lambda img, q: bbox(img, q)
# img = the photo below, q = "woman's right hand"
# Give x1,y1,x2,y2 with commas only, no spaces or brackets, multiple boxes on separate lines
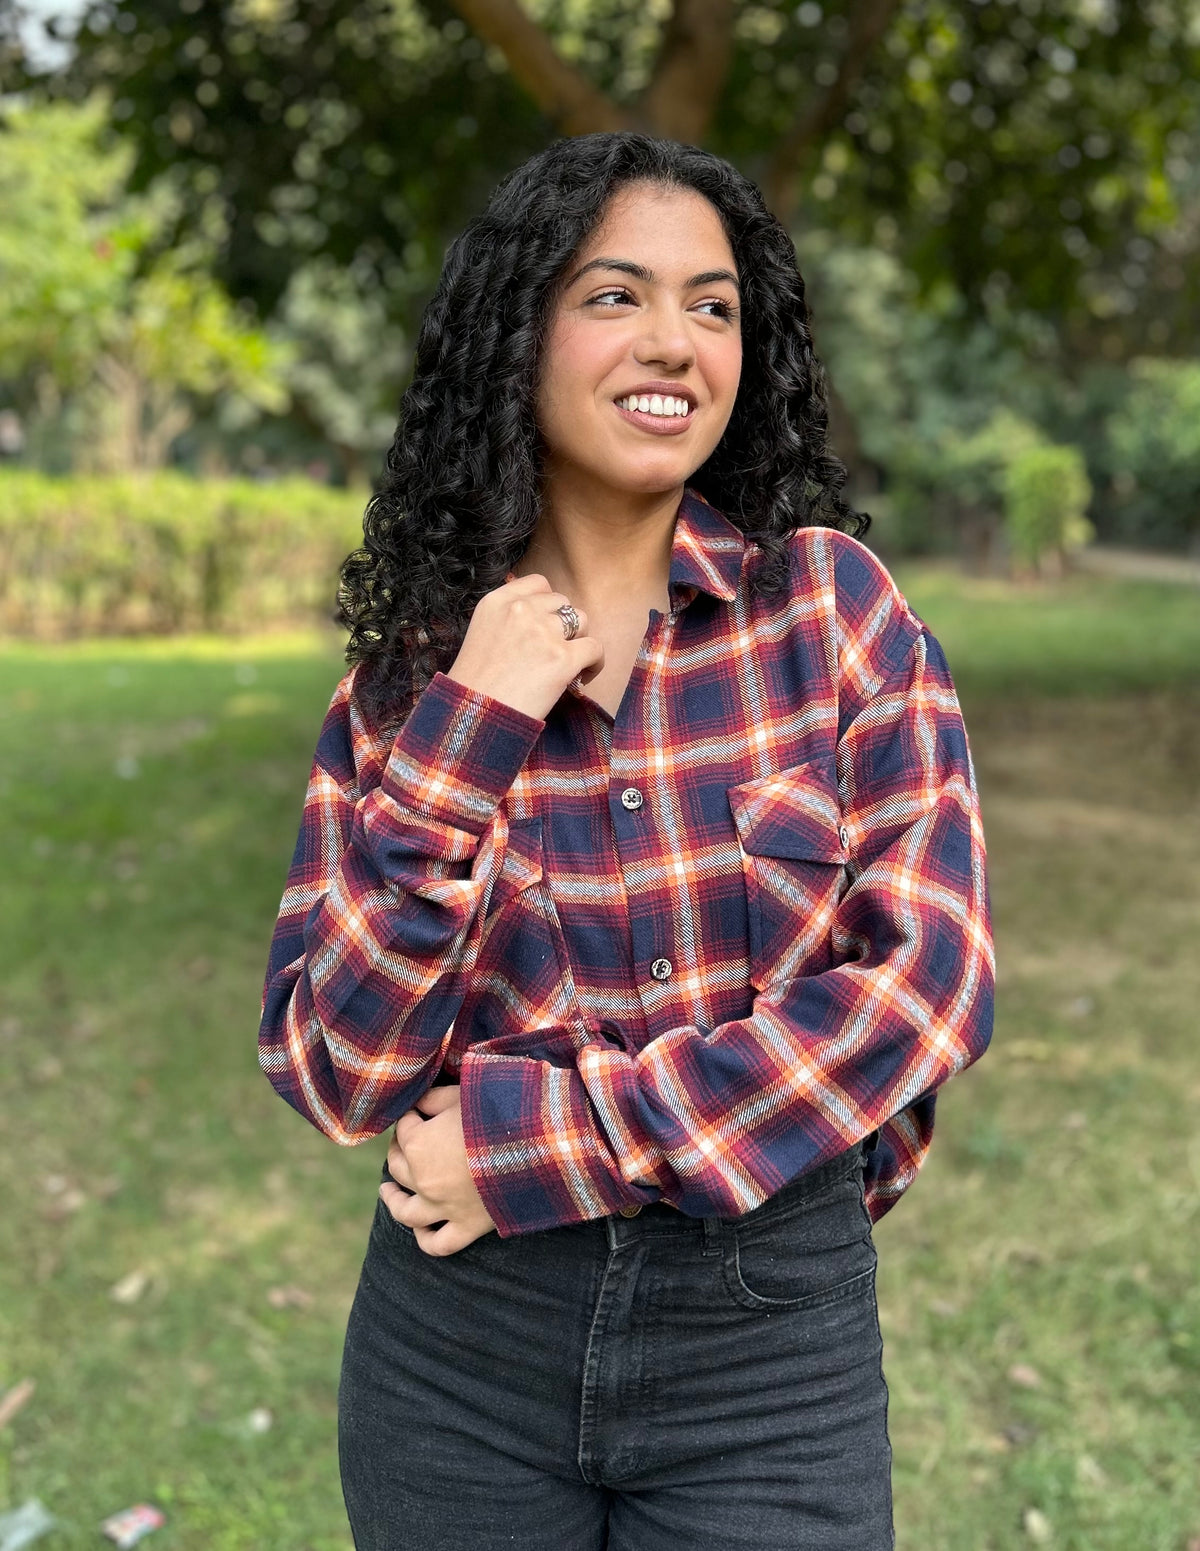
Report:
445,573,604,721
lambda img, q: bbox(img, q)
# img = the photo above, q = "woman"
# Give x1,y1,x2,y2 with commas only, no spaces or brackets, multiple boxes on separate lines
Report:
259,132,994,1550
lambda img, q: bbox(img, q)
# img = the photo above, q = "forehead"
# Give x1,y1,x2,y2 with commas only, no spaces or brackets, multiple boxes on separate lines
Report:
571,182,736,274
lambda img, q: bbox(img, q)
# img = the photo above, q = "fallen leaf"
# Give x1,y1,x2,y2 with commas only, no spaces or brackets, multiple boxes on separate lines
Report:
0,1377,36,1428
1077,1454,1106,1487
1023,1506,1051,1543
111,1270,150,1305
266,1285,313,1310
1008,1363,1043,1389
43,1187,87,1220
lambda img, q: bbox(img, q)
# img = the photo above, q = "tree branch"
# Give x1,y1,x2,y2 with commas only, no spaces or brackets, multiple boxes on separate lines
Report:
445,0,632,135
637,0,736,143
766,0,904,224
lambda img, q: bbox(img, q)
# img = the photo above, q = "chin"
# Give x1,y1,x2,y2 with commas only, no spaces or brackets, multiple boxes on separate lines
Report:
603,454,702,494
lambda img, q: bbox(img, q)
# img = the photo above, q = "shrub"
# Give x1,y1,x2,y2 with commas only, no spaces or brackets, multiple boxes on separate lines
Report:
1105,359,1200,552
0,471,364,637
1003,445,1094,576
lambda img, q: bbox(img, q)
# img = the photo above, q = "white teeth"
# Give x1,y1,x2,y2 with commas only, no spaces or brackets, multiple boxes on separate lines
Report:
618,394,692,417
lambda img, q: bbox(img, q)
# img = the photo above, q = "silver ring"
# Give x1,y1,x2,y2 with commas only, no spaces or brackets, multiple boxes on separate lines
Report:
557,603,580,641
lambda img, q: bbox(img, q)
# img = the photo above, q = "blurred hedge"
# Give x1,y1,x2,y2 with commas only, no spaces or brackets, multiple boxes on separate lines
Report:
0,471,366,637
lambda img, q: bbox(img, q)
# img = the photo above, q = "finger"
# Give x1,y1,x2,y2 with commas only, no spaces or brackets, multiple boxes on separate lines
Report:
568,637,605,673
385,1139,417,1191
414,1220,475,1257
415,1084,461,1117
500,572,552,595
392,1109,427,1145
379,1178,417,1222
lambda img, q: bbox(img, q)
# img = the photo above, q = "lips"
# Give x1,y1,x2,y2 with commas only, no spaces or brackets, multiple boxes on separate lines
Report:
613,399,694,435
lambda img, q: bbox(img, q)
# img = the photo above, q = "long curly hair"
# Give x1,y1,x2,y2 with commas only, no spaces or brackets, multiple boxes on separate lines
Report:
339,131,868,723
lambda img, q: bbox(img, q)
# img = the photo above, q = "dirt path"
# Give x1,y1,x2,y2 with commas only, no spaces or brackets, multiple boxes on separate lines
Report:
1073,544,1200,585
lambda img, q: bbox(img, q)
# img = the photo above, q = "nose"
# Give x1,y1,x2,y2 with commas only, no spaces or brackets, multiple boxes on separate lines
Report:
633,301,695,371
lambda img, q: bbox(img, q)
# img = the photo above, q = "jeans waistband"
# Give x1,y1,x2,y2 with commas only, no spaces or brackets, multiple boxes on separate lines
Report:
604,1136,870,1242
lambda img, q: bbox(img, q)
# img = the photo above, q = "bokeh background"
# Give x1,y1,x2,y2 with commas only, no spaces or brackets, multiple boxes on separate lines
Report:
1,2,1198,1547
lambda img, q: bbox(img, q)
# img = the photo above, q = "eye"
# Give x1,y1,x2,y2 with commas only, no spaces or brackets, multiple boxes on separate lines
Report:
587,287,636,307
696,298,739,322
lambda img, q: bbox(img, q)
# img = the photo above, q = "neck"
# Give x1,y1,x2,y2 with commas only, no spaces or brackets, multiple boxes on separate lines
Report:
519,471,684,609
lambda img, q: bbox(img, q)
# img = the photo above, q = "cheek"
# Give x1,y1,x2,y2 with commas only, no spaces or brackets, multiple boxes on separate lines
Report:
713,335,743,402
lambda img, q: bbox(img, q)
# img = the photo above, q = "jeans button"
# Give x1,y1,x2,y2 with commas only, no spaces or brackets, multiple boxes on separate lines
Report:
618,1204,642,1217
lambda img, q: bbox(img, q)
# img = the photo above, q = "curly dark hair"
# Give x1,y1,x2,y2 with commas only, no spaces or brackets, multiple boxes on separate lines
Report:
339,131,868,723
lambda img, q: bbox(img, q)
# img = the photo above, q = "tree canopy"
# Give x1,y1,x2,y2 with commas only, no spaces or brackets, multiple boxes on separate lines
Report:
20,0,1196,362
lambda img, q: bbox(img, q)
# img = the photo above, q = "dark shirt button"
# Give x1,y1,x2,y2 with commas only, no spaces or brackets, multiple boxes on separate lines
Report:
620,787,644,811
650,957,672,982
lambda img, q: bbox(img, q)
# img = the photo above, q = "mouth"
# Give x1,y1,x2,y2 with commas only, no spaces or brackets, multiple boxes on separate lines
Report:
613,391,695,436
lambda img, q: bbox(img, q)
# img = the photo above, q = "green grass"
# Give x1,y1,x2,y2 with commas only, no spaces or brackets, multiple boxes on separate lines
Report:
1,574,1198,1549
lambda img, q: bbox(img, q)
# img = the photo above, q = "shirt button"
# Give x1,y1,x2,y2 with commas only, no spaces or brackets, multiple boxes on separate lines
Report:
618,1204,642,1217
838,824,850,849
650,957,672,982
620,787,644,811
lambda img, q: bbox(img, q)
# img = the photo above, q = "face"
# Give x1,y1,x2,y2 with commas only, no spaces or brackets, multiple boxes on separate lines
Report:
534,181,743,501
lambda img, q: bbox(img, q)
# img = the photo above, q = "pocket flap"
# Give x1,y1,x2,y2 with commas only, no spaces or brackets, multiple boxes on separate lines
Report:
485,814,543,915
727,760,848,863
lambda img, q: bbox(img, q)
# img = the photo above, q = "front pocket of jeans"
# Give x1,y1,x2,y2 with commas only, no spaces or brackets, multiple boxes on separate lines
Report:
727,759,849,990
723,1166,876,1312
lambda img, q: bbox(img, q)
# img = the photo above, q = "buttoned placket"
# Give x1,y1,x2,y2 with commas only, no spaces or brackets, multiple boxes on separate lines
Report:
603,604,690,1034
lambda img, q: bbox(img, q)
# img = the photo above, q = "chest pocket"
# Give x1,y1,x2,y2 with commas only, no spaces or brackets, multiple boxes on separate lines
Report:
727,759,850,991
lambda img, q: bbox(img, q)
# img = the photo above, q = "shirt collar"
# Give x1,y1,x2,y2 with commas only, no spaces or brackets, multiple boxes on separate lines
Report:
668,486,747,608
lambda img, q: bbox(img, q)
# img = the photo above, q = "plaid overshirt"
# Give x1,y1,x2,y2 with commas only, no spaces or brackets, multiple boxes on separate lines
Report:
259,488,994,1236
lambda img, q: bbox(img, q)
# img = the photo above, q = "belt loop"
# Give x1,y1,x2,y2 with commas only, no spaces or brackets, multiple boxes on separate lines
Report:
701,1216,722,1257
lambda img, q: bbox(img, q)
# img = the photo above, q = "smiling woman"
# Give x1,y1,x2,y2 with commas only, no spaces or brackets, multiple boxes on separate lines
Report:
257,133,993,1551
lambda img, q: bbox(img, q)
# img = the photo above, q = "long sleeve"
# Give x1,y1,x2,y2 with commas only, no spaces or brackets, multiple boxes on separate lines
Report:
458,588,995,1236
258,670,545,1142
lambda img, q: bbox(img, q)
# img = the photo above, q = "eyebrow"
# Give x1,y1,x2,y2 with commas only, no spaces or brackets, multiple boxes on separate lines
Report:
564,256,742,296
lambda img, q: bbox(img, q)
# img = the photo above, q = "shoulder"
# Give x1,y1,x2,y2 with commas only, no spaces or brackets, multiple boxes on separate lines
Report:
784,525,927,696
313,663,394,797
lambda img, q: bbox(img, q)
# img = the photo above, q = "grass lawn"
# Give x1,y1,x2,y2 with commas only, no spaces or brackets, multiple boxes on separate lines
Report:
1,568,1198,1549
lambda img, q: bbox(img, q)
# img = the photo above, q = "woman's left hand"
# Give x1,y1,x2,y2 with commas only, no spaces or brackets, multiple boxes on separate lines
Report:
380,1085,498,1256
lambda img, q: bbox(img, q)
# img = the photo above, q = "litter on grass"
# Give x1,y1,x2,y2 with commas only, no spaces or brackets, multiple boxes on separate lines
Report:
0,1380,35,1429
100,1504,165,1547
0,1498,56,1551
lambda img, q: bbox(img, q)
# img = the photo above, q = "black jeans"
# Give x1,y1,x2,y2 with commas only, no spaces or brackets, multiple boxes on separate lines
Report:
338,1140,893,1550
